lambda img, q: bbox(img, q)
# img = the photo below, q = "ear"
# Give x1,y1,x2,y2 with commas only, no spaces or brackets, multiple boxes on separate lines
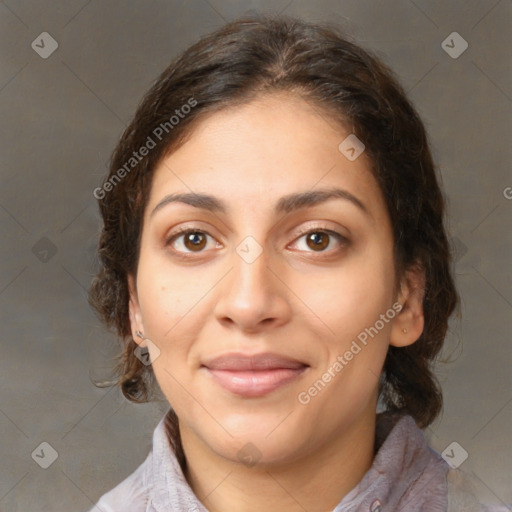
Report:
127,273,145,347
390,263,426,348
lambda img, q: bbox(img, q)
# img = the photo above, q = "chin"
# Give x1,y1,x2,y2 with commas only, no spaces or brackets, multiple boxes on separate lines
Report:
204,423,305,466
221,438,302,468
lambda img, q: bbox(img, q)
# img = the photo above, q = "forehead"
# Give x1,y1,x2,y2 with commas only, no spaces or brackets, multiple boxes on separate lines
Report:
146,92,387,223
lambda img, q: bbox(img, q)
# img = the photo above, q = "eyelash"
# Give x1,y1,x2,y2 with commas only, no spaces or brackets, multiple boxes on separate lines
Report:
165,225,349,259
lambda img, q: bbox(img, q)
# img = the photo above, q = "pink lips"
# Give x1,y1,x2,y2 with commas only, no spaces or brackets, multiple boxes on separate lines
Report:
201,352,309,398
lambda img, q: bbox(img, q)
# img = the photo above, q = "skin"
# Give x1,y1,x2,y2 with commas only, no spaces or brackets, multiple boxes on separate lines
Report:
127,92,425,512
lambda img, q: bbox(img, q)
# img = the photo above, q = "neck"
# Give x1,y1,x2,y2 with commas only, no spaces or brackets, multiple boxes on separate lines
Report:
178,409,376,512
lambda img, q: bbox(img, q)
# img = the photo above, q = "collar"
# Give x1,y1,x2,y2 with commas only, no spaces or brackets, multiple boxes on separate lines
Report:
333,411,449,511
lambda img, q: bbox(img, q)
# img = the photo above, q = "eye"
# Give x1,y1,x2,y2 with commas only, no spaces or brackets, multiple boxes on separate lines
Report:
165,227,219,254
290,227,349,254
165,225,349,258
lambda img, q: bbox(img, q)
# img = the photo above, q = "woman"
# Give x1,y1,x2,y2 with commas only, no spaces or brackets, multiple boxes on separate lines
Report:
87,14,508,512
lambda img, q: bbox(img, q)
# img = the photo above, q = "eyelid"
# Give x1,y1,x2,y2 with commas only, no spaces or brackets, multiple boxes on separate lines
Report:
165,223,348,244
288,224,350,252
165,225,218,246
292,223,348,240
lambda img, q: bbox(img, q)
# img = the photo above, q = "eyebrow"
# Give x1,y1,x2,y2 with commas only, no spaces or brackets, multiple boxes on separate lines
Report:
149,187,369,219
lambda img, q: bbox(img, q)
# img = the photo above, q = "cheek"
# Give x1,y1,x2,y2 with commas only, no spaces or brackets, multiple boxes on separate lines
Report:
292,247,394,343
137,277,201,409
137,252,209,335
135,253,218,366
139,283,199,351
134,278,190,380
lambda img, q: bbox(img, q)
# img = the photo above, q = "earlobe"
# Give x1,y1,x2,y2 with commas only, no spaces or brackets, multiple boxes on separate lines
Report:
390,264,426,348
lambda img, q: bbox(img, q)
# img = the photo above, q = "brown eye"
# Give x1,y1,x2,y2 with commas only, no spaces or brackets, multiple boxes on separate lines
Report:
166,229,216,254
183,231,207,251
291,228,349,254
305,231,329,251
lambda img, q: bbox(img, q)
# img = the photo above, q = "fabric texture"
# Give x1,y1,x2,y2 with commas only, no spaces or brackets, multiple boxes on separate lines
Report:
88,409,510,512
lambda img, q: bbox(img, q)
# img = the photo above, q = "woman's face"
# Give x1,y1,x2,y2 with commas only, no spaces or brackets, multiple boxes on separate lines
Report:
128,92,415,465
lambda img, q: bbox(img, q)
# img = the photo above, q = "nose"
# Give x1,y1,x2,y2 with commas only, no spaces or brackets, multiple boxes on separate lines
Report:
213,240,292,333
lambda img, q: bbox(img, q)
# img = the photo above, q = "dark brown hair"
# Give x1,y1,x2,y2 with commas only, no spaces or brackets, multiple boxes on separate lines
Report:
89,14,459,444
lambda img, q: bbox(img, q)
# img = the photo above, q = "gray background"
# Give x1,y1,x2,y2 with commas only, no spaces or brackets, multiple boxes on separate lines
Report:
0,1,510,511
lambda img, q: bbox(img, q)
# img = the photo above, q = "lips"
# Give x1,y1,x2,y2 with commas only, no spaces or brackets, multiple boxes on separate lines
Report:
202,352,308,371
201,352,309,398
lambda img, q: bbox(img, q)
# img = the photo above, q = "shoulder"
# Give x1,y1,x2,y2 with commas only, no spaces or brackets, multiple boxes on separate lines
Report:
87,452,152,512
446,468,511,512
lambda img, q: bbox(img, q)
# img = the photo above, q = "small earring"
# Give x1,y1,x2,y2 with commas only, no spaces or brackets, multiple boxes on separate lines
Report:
402,328,408,333
135,330,145,339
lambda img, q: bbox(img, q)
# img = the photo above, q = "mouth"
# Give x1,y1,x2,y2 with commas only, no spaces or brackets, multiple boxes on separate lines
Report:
202,367,309,398
200,352,309,398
